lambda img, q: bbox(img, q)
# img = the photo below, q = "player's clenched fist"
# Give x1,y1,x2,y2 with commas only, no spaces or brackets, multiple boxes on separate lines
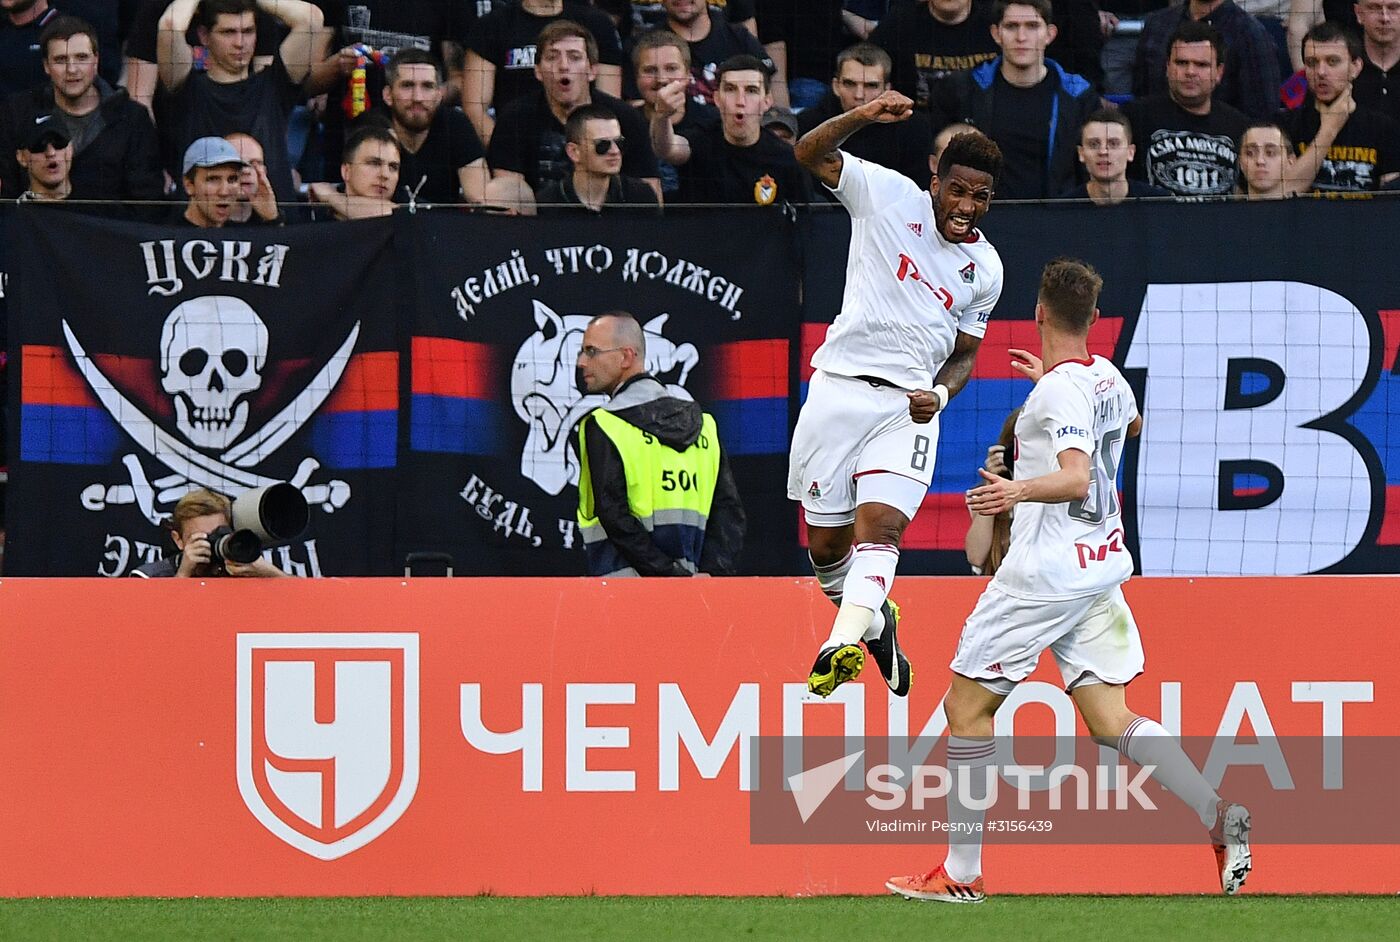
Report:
907,389,940,423
857,89,914,124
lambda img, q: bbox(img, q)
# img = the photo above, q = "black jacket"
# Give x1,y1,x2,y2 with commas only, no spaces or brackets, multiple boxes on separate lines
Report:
1,79,164,212
579,374,745,575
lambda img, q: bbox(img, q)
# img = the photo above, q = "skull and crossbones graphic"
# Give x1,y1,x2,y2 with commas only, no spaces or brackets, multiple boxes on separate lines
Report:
67,296,357,526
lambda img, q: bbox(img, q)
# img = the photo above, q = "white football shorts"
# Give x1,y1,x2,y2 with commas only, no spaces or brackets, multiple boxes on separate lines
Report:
787,370,939,526
949,583,1145,695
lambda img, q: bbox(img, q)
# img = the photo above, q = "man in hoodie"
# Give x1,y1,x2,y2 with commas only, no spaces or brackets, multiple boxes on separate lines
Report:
574,311,745,577
0,15,163,210
930,0,1097,200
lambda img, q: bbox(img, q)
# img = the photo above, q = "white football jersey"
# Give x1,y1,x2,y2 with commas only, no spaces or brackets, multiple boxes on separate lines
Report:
811,154,1004,390
993,356,1139,601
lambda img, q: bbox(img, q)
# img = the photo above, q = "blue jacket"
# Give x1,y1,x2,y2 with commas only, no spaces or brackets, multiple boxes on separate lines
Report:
933,58,1099,200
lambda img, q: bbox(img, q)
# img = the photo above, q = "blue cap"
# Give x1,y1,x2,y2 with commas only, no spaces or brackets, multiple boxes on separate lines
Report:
182,136,248,177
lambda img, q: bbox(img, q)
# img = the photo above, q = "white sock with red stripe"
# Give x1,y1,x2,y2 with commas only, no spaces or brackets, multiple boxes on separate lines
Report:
809,549,852,606
822,542,898,649
1117,716,1219,828
943,736,996,884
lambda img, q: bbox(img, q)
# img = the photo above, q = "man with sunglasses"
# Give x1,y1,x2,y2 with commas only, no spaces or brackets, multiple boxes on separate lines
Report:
489,20,660,198
538,103,660,212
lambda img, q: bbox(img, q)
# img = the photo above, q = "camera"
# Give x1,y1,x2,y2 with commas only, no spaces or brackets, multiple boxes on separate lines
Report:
206,483,310,567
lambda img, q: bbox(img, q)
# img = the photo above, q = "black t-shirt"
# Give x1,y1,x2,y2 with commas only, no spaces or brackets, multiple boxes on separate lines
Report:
676,125,813,206
632,1,755,29
798,94,933,187
537,172,661,213
372,106,484,204
159,55,303,205
1059,180,1173,201
468,2,624,113
869,3,998,110
756,0,847,83
488,89,657,191
128,0,288,62
682,20,771,107
1122,95,1248,197
1279,98,1400,193
1354,58,1400,125
0,6,61,96
985,72,1057,200
636,101,719,194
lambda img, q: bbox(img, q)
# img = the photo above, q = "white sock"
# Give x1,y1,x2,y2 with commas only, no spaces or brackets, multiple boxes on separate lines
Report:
943,736,996,883
809,549,852,606
822,603,874,649
1118,717,1220,828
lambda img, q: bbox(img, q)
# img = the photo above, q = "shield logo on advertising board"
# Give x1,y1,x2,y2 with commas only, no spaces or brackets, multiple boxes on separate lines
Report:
236,633,419,860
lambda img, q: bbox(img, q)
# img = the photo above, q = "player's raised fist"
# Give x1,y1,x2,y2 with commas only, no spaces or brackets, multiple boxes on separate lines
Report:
858,90,914,124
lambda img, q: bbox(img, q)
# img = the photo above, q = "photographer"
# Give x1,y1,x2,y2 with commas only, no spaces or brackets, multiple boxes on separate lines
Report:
131,488,289,578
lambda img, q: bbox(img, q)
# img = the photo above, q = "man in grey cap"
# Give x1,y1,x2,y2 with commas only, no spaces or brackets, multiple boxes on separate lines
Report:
178,135,247,227
761,105,799,144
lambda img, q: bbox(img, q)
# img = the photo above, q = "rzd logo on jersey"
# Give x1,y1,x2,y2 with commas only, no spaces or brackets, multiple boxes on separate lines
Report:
236,633,419,860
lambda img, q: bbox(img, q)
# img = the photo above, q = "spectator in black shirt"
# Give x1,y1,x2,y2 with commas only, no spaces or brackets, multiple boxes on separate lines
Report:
126,0,291,120
931,0,1097,200
797,42,933,186
1279,22,1400,192
463,0,624,148
490,19,660,197
0,0,62,95
654,0,772,108
0,15,163,207
1061,108,1172,203
308,124,404,219
372,49,486,204
538,102,662,212
1354,0,1400,122
1133,0,1281,120
1122,20,1248,197
633,28,716,196
1237,121,1293,198
224,130,281,224
869,0,999,110
156,0,326,212
651,53,814,206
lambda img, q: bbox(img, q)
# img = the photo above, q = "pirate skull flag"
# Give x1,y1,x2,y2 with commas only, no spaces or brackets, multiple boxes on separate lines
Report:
5,207,400,576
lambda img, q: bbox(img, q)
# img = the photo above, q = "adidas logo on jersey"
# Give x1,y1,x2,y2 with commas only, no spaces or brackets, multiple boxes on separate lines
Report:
906,222,923,237
987,662,1004,674
866,575,887,590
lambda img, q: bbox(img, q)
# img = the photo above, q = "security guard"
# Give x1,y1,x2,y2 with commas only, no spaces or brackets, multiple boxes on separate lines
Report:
575,311,745,576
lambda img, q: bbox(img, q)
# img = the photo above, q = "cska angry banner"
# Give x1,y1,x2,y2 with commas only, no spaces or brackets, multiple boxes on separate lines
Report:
5,209,400,576
400,213,801,575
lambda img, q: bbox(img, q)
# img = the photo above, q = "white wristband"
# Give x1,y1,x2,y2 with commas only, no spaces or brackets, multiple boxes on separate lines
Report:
932,384,950,411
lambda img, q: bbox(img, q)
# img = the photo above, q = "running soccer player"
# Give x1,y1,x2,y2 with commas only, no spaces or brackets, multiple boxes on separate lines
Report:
886,258,1252,903
791,90,1004,700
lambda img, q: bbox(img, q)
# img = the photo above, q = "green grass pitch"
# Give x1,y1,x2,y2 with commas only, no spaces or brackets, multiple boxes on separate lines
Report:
2,896,1396,941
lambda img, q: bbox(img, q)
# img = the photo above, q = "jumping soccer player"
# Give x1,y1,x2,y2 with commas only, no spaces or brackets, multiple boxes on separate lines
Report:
791,88,1004,699
886,258,1252,903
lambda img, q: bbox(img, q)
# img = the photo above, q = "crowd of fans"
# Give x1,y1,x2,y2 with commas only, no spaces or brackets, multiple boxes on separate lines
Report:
0,0,1395,221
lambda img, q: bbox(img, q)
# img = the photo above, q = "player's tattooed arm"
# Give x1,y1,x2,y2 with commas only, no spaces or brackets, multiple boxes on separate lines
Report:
931,328,982,399
794,89,914,188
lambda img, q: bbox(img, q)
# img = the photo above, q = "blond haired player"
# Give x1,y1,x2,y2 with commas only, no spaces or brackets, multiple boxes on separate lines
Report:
791,89,1005,700
887,258,1252,903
